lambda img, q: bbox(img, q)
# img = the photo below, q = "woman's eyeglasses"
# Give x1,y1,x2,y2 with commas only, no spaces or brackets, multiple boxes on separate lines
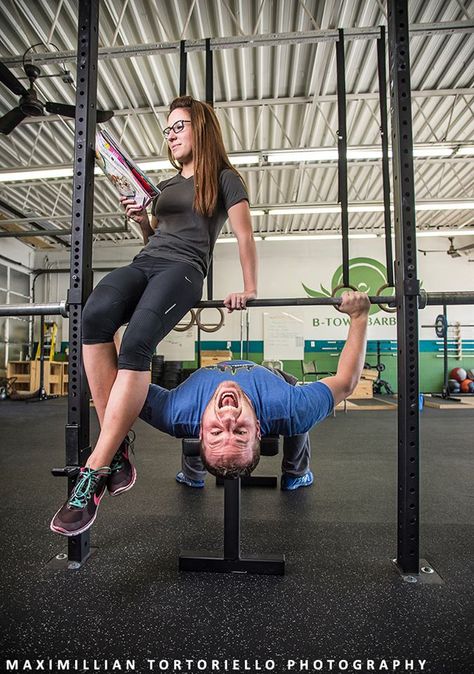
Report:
163,119,191,139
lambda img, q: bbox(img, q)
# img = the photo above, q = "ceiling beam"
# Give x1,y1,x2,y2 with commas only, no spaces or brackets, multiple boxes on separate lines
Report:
1,200,472,228
0,226,127,238
1,22,473,67
14,89,474,126
0,211,126,225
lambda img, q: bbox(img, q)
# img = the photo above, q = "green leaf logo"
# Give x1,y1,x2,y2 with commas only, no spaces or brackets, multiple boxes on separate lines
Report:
303,257,394,315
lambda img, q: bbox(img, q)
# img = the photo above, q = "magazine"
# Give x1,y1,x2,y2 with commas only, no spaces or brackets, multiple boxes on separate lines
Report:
95,128,161,208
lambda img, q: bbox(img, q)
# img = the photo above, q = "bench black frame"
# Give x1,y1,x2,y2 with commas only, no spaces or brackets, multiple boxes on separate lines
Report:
179,438,285,575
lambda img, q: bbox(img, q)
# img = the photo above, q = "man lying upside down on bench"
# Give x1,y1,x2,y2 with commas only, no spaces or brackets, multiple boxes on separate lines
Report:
141,290,370,486
50,291,369,537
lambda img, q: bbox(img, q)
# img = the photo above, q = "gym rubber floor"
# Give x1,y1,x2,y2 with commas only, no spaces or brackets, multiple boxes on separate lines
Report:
0,399,472,674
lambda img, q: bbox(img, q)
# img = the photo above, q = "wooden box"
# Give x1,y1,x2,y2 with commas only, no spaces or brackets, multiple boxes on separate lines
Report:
7,361,39,393
200,350,233,367
361,367,379,381
43,361,64,396
348,378,373,399
61,362,69,396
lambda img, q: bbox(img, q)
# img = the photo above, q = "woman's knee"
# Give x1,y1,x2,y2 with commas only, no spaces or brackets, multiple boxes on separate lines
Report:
117,340,154,371
82,285,126,343
117,308,165,371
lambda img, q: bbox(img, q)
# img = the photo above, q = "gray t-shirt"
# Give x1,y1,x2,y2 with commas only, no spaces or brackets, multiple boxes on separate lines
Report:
140,168,248,276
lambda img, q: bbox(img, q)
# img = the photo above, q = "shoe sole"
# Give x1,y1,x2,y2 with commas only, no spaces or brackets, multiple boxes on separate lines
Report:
108,465,137,497
49,483,107,537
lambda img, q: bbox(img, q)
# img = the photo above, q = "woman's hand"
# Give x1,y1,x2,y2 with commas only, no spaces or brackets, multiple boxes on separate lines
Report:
119,197,150,227
223,290,257,313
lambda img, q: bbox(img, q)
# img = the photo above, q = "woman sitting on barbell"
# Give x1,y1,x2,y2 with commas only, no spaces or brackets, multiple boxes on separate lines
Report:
50,95,258,538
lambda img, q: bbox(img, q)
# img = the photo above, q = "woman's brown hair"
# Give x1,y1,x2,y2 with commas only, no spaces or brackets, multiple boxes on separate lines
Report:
167,96,244,217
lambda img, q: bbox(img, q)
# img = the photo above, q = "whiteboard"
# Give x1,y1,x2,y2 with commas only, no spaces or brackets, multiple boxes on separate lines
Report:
263,311,304,360
156,325,197,360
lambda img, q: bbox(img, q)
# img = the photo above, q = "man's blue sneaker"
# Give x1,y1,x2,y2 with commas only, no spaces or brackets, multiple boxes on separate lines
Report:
281,470,314,491
175,471,205,488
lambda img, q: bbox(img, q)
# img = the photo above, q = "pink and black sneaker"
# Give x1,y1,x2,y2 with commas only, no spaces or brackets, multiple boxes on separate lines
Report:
50,466,111,536
107,431,137,496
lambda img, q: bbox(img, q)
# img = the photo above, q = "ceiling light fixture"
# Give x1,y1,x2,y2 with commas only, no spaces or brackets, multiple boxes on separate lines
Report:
267,206,340,215
2,144,473,183
416,229,474,238
138,160,173,170
260,200,474,216
412,147,454,157
0,167,76,182
263,233,378,241
230,154,260,165
249,229,474,242
455,146,474,156
215,235,263,243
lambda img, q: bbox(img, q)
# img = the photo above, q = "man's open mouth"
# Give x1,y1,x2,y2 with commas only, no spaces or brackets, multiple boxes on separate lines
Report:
218,390,238,408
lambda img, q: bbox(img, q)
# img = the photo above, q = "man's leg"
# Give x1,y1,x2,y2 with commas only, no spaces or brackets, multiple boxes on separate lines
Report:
272,368,314,491
176,455,206,488
281,433,311,477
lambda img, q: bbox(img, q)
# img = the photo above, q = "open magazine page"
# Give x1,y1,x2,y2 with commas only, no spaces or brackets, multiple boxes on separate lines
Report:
101,128,159,191
95,129,161,208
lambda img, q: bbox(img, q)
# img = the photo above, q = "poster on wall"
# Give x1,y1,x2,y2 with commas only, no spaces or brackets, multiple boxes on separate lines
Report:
263,311,304,360
156,325,196,360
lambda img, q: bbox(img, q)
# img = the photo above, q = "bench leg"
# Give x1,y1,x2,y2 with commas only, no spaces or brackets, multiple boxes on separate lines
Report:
179,478,285,575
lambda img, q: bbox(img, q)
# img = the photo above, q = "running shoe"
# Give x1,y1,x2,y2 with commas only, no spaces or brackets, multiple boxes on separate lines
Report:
108,431,137,496
175,471,205,488
281,470,314,491
50,466,111,536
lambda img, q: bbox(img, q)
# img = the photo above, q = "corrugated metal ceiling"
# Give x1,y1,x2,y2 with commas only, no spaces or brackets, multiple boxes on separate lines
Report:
0,0,473,251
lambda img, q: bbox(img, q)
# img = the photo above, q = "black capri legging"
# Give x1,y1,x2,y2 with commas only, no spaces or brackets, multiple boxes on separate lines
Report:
82,254,204,371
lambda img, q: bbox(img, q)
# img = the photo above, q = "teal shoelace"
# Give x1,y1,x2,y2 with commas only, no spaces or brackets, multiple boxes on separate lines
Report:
68,467,110,509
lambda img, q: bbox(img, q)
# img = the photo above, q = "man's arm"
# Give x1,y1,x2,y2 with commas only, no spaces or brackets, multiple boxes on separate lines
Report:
320,292,371,406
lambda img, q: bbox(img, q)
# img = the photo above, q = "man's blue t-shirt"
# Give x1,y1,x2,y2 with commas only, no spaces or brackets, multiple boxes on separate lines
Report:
139,361,334,438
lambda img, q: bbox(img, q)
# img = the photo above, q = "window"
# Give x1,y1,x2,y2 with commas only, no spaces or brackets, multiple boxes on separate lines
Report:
0,264,31,375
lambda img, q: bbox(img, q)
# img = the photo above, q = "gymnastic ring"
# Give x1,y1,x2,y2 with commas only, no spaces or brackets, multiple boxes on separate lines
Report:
331,284,358,311
375,283,397,313
195,307,225,333
173,309,196,332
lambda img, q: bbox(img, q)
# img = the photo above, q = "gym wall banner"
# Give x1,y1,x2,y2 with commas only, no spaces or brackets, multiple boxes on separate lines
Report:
302,257,398,340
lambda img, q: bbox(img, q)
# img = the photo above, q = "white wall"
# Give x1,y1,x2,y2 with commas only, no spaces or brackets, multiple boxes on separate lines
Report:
1,238,35,270
32,236,474,346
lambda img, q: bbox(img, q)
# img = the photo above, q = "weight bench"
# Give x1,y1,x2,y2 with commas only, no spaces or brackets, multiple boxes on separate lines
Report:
178,436,285,575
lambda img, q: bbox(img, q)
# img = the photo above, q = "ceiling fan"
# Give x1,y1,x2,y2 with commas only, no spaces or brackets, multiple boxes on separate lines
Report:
0,61,114,135
418,236,474,258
